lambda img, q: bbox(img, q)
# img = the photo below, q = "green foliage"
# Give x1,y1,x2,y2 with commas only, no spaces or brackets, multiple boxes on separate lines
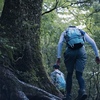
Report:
41,0,100,99
41,10,67,74
41,0,93,74
0,0,4,15
84,1,100,48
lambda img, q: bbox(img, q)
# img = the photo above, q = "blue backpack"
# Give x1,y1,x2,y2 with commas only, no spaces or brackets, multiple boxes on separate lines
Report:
64,27,84,49
54,71,66,91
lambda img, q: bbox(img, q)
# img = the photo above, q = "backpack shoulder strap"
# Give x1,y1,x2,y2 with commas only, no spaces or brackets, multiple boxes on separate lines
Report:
55,71,61,75
53,71,60,84
78,29,85,36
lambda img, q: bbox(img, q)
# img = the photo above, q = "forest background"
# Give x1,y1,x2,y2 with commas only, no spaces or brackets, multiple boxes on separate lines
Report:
0,0,100,100
41,0,100,99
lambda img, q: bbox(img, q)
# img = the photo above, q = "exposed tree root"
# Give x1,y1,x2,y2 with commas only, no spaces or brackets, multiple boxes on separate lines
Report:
0,66,62,100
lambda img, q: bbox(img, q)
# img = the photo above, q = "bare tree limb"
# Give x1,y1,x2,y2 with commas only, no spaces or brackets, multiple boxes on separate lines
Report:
42,0,92,16
42,0,58,16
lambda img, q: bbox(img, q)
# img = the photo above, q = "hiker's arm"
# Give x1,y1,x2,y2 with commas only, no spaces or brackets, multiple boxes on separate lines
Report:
84,33,100,64
85,33,99,57
56,32,65,64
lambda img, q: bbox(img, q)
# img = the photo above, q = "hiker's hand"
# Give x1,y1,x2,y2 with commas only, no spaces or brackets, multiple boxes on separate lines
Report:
56,58,60,65
95,57,100,64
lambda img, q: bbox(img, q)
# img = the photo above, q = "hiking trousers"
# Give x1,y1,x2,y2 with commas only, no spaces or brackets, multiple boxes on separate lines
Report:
64,46,87,73
64,46,87,95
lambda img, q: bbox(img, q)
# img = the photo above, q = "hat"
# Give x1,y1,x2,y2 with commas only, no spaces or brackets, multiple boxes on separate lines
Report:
69,25,76,28
53,64,60,69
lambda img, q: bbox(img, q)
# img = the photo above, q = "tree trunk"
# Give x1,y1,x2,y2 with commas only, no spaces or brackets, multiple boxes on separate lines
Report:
0,0,63,99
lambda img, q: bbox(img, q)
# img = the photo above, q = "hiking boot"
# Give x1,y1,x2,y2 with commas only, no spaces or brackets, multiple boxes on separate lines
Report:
77,90,87,100
63,94,72,100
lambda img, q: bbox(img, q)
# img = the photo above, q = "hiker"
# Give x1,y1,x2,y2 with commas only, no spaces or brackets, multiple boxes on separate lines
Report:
50,64,66,95
56,26,100,100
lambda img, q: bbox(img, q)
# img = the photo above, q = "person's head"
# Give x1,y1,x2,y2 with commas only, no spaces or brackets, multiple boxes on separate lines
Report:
53,64,60,69
69,25,76,28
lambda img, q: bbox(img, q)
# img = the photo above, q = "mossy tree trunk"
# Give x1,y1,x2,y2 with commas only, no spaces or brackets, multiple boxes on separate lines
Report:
0,0,63,99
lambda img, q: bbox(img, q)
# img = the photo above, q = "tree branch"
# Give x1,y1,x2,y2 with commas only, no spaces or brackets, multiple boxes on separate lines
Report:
42,0,58,16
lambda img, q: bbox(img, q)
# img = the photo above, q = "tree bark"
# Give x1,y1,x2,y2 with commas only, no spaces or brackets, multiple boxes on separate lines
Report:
0,0,63,99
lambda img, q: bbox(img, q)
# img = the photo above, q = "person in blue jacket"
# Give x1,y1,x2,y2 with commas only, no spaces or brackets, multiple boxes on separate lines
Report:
50,64,66,95
56,26,100,100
